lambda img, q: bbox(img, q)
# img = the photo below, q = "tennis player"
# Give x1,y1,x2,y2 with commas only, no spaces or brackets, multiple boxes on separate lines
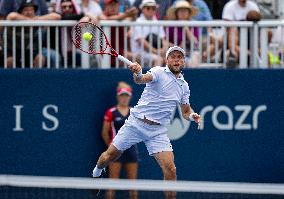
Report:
92,46,201,199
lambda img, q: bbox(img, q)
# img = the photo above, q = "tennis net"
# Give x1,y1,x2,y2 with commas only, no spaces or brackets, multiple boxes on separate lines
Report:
0,175,284,199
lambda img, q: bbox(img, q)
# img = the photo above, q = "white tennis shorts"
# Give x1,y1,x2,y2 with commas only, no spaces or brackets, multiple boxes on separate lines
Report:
112,114,173,155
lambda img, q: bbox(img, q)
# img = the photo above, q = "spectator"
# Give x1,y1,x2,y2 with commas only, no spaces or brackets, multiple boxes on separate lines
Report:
99,0,137,20
183,0,212,21
99,0,131,12
0,0,49,17
132,0,175,20
222,0,259,21
101,81,138,199
5,0,61,68
0,0,50,67
80,0,102,19
131,0,168,67
98,0,138,67
49,0,82,12
222,0,260,66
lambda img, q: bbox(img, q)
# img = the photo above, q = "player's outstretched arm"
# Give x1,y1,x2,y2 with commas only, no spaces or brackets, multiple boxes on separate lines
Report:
129,62,153,84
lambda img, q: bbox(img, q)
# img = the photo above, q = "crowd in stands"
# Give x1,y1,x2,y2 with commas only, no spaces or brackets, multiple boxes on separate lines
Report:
0,0,283,68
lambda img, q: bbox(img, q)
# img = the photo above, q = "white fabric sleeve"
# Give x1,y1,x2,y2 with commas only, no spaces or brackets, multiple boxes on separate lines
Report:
222,3,234,20
133,26,144,41
181,84,190,105
248,2,260,12
159,26,165,39
146,66,161,83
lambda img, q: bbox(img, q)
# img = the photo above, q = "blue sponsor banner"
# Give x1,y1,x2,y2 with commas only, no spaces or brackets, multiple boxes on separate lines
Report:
0,69,283,183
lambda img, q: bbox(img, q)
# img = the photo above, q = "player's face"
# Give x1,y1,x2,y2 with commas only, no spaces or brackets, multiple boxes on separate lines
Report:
21,6,36,18
117,94,131,106
166,51,185,75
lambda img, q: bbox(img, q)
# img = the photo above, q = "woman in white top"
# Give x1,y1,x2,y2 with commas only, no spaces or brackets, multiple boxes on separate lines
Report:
80,0,102,18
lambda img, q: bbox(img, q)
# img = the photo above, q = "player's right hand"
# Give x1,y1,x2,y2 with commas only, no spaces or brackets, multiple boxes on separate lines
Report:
129,62,142,74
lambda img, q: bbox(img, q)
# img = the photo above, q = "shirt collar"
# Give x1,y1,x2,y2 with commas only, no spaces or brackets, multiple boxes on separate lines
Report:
164,66,185,81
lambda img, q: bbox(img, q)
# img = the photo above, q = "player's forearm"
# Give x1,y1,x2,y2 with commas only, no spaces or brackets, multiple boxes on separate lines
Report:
133,72,153,84
133,72,144,84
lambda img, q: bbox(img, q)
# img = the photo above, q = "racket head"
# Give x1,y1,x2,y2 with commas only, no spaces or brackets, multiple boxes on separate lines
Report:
71,22,118,57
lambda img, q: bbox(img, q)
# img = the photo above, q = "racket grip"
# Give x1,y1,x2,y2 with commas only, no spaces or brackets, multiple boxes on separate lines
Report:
118,55,133,65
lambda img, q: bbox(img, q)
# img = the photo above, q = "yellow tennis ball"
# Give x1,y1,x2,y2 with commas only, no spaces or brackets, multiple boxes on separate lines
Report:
83,32,92,41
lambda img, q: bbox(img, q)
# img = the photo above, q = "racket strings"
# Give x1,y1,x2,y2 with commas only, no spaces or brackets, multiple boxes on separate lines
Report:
72,23,107,54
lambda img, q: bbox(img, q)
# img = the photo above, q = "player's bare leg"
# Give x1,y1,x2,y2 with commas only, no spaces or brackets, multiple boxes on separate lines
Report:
124,163,138,199
154,151,176,199
106,162,122,199
93,144,122,177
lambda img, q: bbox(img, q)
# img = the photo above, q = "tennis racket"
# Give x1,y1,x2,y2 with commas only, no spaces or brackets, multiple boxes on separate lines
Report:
71,22,133,65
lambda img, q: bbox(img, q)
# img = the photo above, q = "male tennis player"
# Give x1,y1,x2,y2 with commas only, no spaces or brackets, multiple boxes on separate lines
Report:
92,46,201,199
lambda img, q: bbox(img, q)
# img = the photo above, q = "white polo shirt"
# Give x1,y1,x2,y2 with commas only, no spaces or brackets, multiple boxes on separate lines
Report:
130,66,190,125
222,0,260,21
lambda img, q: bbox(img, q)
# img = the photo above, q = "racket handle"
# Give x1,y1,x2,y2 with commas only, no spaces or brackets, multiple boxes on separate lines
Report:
118,55,133,65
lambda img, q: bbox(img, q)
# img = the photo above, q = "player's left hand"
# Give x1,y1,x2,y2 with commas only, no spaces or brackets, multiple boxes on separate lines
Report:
191,113,201,124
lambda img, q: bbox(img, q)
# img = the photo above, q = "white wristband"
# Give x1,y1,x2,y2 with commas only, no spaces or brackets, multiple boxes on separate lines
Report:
189,113,195,121
135,70,143,79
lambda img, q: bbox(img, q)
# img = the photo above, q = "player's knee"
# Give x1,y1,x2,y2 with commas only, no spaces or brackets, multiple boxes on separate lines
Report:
163,164,176,178
168,165,176,176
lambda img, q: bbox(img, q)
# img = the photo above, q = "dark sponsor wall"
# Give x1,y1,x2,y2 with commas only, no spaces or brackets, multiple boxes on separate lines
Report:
0,69,283,183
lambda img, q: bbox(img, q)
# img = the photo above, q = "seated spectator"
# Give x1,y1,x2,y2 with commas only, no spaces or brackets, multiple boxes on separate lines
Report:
184,0,212,21
0,0,50,67
99,0,132,15
99,0,137,20
222,0,260,66
80,0,102,18
132,0,175,20
5,0,61,68
0,0,49,17
98,0,138,67
131,0,169,67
